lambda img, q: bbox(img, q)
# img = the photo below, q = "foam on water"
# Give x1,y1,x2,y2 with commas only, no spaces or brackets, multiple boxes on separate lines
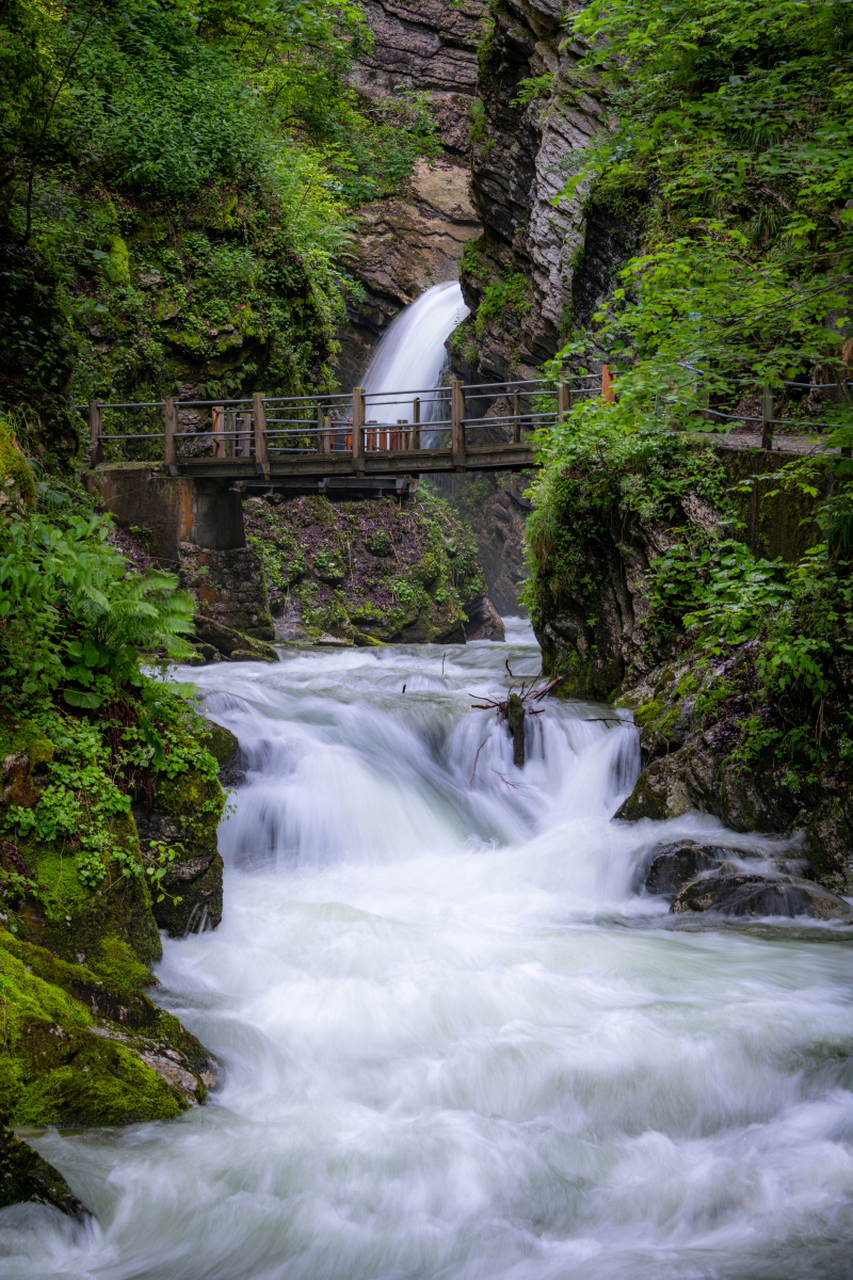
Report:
5,621,853,1280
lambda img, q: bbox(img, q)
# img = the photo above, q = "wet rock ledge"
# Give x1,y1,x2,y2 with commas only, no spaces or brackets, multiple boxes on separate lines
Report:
639,839,853,923
243,489,503,646
613,651,853,897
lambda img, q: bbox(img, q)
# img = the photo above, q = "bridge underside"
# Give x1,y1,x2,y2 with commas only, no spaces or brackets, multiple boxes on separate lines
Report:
172,442,536,482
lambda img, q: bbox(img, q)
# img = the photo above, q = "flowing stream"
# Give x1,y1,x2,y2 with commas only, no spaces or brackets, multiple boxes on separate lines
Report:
5,622,853,1279
362,282,469,424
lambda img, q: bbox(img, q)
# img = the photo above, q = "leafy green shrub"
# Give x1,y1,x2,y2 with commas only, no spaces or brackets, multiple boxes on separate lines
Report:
474,273,530,336
0,471,193,712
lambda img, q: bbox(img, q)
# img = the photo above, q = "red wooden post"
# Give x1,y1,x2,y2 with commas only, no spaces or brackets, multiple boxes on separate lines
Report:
352,387,365,473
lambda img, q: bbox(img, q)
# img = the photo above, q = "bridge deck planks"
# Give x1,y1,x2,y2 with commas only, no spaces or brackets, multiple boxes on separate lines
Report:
171,443,537,479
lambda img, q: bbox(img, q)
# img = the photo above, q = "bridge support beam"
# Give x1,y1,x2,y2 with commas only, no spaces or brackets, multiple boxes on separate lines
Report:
88,465,245,564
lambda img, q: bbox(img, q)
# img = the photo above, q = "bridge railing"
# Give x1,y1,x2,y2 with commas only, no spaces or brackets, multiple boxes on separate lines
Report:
76,372,606,469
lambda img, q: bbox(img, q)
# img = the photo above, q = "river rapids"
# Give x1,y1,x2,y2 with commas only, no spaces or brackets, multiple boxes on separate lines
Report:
4,622,853,1279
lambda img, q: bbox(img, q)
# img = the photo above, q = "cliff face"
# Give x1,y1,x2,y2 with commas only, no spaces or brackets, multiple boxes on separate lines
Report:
336,0,485,382
352,0,485,156
458,0,636,381
336,159,481,386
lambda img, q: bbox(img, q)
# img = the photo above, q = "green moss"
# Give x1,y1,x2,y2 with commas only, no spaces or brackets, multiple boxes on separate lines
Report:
0,934,183,1125
90,934,154,991
0,426,36,508
633,699,680,738
200,719,239,766
106,236,131,286
0,930,214,1124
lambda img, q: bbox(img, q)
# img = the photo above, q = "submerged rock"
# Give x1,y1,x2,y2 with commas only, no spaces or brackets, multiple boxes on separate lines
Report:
644,840,729,896
0,1122,89,1217
671,871,853,921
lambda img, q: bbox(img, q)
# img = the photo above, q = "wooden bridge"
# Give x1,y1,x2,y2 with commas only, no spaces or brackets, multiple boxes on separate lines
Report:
82,376,601,491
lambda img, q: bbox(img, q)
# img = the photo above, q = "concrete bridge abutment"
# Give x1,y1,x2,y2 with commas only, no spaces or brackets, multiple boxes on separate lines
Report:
88,463,245,565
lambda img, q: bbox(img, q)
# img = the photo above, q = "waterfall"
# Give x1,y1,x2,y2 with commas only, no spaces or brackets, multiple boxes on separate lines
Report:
8,623,853,1279
362,281,469,424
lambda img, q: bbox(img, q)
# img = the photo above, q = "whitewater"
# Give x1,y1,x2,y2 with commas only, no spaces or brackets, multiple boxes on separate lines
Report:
4,621,853,1280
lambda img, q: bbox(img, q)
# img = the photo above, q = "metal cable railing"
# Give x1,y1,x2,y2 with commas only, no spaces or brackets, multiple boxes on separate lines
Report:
78,363,851,468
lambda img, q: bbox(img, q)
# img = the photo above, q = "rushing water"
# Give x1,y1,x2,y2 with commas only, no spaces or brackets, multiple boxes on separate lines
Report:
362,281,469,425
5,622,853,1280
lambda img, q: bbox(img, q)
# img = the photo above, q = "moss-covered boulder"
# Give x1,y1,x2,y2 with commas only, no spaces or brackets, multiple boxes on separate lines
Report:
0,423,36,510
0,1121,89,1217
0,694,226,1134
131,729,228,938
0,932,216,1126
243,489,488,645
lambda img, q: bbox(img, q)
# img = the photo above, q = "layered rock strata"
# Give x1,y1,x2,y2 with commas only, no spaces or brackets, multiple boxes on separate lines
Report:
458,0,632,381
337,158,481,386
352,0,485,155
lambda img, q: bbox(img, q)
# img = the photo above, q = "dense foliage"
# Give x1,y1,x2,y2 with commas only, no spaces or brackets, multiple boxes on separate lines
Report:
0,0,439,446
0,419,219,890
526,0,853,775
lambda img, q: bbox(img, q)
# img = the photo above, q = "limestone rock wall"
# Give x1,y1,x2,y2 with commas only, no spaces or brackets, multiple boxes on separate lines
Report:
459,0,637,381
352,0,485,155
337,159,481,386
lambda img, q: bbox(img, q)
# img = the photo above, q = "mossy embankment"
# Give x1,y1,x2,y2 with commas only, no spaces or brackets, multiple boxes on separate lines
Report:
0,428,239,1208
0,697,228,1130
525,429,853,895
243,488,495,646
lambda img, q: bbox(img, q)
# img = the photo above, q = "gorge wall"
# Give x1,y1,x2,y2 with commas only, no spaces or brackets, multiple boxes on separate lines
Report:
337,0,486,384
457,0,633,382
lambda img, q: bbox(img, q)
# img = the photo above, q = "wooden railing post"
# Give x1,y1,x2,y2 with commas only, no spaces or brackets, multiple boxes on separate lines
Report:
352,386,365,473
88,398,103,467
164,396,178,468
254,392,269,472
212,405,225,458
451,378,466,468
413,397,421,449
602,366,616,405
316,404,325,453
761,387,773,450
513,388,521,443
842,377,852,458
557,382,569,424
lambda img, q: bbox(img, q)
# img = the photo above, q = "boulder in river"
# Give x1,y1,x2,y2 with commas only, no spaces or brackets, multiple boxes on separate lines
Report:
671,870,853,921
0,1121,90,1217
644,840,730,896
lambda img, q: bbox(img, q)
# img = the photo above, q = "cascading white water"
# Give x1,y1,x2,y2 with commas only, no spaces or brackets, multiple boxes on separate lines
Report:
362,281,469,424
5,621,853,1280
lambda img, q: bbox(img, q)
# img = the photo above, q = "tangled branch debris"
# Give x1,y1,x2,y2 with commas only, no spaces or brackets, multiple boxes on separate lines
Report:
469,676,564,776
